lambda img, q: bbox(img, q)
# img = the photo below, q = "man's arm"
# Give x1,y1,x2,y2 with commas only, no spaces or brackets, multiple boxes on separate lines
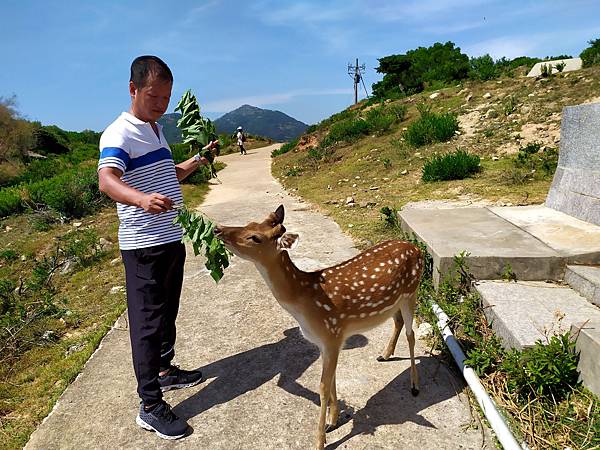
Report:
175,140,219,181
98,167,174,213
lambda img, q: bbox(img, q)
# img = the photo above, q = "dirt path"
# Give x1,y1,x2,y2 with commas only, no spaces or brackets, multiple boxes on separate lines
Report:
25,144,490,449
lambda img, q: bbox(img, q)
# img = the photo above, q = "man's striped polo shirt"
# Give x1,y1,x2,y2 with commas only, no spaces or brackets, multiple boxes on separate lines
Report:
98,112,183,250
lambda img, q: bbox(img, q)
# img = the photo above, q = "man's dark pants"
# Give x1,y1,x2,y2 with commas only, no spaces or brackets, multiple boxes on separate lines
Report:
121,241,186,404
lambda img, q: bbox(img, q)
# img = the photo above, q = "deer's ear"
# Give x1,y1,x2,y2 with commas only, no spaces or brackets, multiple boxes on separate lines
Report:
277,233,299,251
273,205,285,225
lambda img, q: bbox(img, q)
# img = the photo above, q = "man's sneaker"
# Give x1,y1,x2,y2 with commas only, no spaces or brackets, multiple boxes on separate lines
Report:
158,365,203,392
136,401,189,440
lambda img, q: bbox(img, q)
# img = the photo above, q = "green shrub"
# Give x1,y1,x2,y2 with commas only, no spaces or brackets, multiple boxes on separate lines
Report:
404,104,458,148
60,228,104,267
271,138,299,157
364,107,395,134
321,118,370,147
0,186,23,217
421,148,480,182
0,249,18,262
464,335,505,376
502,333,580,400
27,167,108,218
386,103,408,122
580,38,600,67
514,142,558,176
380,206,401,229
469,54,498,81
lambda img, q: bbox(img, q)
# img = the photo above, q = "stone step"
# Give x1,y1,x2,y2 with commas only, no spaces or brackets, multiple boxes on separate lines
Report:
399,205,600,287
565,265,600,306
475,280,600,397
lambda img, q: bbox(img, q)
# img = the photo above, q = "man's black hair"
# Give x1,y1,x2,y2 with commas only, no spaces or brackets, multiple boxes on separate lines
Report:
130,55,173,88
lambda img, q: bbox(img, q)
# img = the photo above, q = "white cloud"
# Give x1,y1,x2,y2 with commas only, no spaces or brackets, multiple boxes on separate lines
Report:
203,88,353,112
464,36,538,59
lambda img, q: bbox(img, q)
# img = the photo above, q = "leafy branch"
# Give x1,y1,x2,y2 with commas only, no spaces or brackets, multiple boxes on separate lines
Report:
175,89,220,178
173,206,231,282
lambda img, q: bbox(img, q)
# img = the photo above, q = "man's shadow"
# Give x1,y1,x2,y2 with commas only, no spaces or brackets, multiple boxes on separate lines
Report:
174,328,368,419
326,356,464,449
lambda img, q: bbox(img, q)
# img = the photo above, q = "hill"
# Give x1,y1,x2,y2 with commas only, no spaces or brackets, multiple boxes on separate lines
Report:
213,104,308,142
157,113,183,143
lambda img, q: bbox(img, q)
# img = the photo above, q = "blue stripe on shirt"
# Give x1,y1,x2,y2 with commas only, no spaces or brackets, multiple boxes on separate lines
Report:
99,147,130,168
128,147,172,172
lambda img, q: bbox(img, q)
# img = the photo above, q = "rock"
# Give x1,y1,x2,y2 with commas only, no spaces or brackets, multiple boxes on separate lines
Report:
401,170,408,175
369,186,380,190
110,285,125,295
110,257,121,266
528,93,536,97
429,92,441,99
520,105,531,114
465,94,473,102
20,255,26,261
457,89,468,95
73,222,82,228
382,177,390,181
99,237,112,247
492,156,500,161
345,196,355,205
416,322,434,339
483,92,492,99
348,224,354,228
355,176,360,180
4,226,12,232
352,183,357,188
42,330,55,340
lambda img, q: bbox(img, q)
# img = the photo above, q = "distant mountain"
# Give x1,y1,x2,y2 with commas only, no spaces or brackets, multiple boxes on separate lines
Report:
158,113,182,143
214,105,308,142
158,105,308,144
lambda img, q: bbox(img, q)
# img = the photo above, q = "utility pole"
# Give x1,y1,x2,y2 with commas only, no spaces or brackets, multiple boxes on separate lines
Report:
347,58,368,104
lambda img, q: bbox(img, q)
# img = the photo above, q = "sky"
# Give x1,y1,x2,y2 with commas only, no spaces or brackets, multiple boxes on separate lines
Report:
1,0,600,132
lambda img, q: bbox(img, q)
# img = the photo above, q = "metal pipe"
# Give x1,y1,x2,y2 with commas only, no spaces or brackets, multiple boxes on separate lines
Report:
430,301,524,450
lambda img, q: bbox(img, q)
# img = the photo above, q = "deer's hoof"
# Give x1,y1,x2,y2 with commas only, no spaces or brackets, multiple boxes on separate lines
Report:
411,386,420,397
376,355,387,362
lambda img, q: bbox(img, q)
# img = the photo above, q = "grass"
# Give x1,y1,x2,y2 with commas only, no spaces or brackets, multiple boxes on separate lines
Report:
0,181,213,450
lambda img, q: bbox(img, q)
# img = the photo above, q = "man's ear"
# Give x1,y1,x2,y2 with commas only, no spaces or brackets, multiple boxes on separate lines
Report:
277,233,299,251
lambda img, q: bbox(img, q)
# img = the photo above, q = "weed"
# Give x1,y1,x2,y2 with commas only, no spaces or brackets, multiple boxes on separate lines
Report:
404,104,459,147
502,95,519,116
60,228,105,267
382,158,392,169
501,263,517,282
502,333,580,401
0,249,18,262
272,138,299,157
421,148,480,182
380,206,401,229
555,61,566,73
285,167,302,177
390,138,411,159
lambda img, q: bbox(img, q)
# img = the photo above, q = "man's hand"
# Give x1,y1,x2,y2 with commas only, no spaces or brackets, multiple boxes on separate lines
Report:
140,193,173,214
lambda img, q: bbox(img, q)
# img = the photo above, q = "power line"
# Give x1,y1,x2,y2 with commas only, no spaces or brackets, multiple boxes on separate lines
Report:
347,58,369,104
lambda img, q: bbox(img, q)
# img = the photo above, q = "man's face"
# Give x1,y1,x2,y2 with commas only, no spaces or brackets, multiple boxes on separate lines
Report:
129,75,172,123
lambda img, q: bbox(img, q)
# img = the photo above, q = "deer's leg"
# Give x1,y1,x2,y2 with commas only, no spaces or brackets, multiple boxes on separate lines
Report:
400,293,419,396
316,347,339,450
377,309,404,361
326,372,339,432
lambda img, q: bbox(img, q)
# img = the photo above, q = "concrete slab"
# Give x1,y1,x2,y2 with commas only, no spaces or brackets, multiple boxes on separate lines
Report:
489,205,600,264
546,102,600,226
399,207,563,286
25,146,491,450
475,280,600,350
566,265,600,306
571,321,600,397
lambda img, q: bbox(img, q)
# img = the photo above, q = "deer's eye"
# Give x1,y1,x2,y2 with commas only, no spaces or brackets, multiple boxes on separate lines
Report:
247,235,262,243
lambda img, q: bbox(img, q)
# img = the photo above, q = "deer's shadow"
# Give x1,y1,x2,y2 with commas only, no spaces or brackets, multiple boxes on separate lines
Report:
326,355,464,449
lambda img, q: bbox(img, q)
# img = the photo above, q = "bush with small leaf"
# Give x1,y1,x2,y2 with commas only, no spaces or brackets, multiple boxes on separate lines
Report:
404,104,458,148
421,148,480,182
271,138,299,157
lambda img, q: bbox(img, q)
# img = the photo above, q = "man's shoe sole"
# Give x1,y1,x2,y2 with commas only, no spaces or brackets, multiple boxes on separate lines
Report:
159,376,204,392
136,415,187,440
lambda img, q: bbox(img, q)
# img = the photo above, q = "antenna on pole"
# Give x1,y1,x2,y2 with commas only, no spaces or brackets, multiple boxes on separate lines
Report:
347,58,368,104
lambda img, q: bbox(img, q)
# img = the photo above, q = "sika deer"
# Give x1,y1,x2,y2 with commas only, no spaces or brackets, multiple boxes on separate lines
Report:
214,205,423,449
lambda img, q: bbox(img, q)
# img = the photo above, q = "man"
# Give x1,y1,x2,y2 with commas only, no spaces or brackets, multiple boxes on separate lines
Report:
236,125,247,155
98,55,218,440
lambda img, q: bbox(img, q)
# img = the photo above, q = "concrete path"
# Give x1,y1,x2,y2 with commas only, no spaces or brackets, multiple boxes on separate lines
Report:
26,145,490,450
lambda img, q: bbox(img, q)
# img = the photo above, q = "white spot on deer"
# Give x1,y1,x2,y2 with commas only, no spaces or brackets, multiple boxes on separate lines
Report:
359,313,367,318
330,317,337,325
313,283,319,290
340,313,346,319
365,295,371,301
366,253,371,257
412,269,417,276
370,274,377,279
379,262,385,267
369,311,378,317
375,268,380,272
292,273,297,279
323,304,332,312
369,287,376,293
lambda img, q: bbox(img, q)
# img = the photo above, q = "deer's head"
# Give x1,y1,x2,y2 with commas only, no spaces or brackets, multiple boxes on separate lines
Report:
214,205,299,262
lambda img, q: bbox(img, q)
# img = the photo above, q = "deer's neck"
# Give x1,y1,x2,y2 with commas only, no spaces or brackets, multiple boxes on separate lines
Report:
255,251,312,306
